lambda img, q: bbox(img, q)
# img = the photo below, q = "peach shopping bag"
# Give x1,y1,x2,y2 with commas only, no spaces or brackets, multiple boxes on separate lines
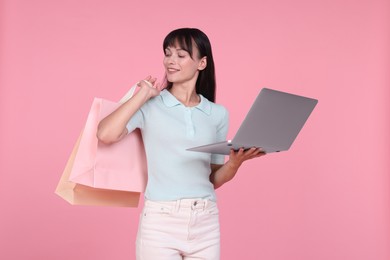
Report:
55,84,147,207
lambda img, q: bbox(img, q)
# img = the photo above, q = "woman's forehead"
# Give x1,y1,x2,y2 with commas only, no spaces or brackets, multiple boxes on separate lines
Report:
168,38,190,49
164,36,201,58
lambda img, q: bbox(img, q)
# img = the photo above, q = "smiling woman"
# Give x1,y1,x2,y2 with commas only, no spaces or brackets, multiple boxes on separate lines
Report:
96,27,264,260
163,43,206,103
163,43,206,105
163,28,216,103
1,0,389,259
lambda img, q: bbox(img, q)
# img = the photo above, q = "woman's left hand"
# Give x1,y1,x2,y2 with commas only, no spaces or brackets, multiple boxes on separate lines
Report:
210,147,265,189
228,147,266,168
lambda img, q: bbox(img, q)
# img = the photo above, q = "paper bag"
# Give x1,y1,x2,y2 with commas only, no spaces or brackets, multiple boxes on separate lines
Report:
55,84,147,207
69,98,147,192
55,132,141,207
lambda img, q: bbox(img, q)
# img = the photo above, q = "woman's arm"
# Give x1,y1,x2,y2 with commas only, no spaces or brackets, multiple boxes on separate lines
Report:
97,76,160,144
209,148,265,189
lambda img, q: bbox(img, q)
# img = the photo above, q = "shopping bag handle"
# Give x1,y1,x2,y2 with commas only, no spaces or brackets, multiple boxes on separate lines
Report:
119,83,137,104
118,80,153,104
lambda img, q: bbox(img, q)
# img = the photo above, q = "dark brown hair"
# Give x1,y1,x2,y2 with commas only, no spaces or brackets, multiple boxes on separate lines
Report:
163,28,216,102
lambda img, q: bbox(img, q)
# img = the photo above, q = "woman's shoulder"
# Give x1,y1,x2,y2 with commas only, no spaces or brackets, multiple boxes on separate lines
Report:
210,102,228,113
140,92,163,108
202,98,228,120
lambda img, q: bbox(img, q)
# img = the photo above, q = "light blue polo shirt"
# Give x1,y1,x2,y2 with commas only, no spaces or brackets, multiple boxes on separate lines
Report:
126,89,229,201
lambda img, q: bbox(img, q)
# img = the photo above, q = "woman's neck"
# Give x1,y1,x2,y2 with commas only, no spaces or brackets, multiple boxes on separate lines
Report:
169,83,200,107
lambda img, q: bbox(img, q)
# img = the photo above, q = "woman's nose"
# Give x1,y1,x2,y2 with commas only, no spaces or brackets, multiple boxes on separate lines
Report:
166,55,176,64
168,58,174,64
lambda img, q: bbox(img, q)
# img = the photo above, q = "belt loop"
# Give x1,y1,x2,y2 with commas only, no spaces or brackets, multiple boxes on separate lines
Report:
174,199,179,212
203,199,208,211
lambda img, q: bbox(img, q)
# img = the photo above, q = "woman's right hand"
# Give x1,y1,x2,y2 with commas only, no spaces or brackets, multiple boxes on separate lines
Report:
97,75,161,144
137,75,161,99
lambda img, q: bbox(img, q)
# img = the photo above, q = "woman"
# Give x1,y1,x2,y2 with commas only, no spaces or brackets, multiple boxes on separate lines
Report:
97,28,264,260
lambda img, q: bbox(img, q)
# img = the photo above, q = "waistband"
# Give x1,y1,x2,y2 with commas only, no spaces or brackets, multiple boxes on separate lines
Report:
145,198,214,211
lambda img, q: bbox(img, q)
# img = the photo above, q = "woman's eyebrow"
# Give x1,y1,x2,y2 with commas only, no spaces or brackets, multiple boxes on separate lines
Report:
166,46,188,52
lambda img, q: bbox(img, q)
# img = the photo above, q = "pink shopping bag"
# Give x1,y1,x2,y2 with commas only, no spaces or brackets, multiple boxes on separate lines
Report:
55,84,147,207
55,131,141,207
69,97,147,192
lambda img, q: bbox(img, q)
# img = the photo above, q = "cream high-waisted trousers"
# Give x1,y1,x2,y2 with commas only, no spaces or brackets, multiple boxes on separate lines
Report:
136,198,220,260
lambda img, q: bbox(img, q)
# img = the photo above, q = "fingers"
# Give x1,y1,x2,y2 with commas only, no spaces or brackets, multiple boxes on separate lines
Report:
143,75,158,84
246,147,265,156
146,76,157,85
138,75,160,88
248,148,266,159
230,147,266,160
153,81,162,90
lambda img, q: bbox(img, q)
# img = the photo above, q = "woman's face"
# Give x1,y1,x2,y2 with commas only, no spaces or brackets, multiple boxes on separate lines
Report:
163,41,206,86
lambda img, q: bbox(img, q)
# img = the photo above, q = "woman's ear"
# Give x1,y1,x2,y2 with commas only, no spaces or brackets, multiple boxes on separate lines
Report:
198,56,207,71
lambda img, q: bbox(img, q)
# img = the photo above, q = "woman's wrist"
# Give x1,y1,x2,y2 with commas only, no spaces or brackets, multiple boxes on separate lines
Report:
225,160,241,171
137,80,159,100
137,85,155,101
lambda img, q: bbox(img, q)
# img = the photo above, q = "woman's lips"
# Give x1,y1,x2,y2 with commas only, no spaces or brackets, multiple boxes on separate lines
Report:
167,68,179,73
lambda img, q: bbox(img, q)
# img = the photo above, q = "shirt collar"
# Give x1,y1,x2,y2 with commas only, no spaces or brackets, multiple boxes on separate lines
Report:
160,89,211,115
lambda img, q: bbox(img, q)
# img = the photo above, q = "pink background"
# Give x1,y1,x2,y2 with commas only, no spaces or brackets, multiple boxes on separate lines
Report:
1,0,389,259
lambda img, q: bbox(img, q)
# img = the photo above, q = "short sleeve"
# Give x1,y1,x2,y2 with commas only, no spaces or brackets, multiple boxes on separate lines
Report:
211,108,229,164
126,108,145,134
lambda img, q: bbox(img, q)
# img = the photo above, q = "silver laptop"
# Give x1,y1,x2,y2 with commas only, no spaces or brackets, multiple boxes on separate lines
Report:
187,88,318,155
